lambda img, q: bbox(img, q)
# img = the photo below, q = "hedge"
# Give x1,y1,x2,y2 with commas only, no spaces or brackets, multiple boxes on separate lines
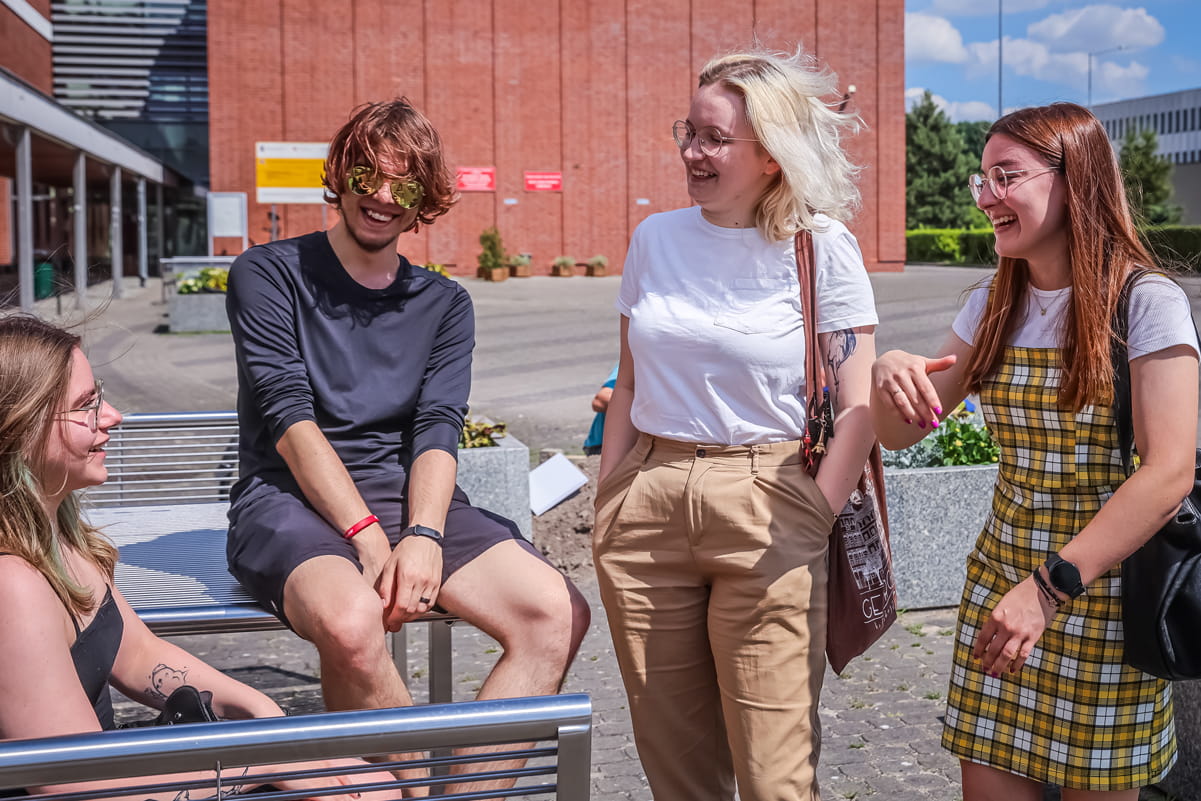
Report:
906,225,1201,270
906,229,996,265
1142,226,1201,272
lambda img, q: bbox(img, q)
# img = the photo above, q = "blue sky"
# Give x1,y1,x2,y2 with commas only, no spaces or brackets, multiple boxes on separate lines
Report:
905,0,1201,121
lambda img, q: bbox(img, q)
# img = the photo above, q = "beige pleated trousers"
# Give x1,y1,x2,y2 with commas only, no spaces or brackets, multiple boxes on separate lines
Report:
594,433,836,801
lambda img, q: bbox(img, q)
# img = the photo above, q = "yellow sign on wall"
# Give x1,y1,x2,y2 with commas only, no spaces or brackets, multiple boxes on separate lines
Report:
255,142,328,204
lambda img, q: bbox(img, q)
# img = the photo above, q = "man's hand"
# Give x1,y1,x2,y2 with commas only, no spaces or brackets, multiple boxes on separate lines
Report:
350,524,392,585
375,536,443,632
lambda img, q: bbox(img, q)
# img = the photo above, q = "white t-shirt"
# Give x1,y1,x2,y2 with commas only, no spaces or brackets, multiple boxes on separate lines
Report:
617,206,878,445
952,274,1199,358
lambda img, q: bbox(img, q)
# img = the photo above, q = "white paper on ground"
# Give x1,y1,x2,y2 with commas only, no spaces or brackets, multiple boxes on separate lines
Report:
529,453,589,516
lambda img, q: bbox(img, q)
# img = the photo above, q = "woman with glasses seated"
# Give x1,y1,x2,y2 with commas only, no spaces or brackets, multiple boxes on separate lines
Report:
593,47,878,800
872,103,1198,801
0,314,402,800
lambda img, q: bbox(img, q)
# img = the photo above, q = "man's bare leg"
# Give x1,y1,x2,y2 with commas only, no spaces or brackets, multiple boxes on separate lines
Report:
284,555,428,796
436,541,591,795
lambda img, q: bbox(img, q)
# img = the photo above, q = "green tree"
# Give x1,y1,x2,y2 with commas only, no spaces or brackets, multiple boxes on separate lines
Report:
1119,128,1182,226
906,91,979,229
956,120,991,165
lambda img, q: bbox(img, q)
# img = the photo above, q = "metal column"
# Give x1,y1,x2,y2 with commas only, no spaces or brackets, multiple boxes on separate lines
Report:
136,177,148,286
109,166,123,298
73,152,88,309
15,127,33,310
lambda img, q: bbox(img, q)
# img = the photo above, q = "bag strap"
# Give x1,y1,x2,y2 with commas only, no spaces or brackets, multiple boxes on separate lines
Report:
1111,269,1201,474
795,230,822,402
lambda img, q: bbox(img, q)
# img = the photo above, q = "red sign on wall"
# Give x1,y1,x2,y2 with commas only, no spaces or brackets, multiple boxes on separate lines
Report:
457,166,496,192
524,171,563,191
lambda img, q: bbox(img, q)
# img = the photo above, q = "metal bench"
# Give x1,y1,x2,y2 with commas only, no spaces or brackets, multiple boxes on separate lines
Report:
86,411,459,704
0,694,593,800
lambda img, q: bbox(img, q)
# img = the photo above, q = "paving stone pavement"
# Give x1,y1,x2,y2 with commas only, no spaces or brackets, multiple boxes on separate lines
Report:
113,574,965,801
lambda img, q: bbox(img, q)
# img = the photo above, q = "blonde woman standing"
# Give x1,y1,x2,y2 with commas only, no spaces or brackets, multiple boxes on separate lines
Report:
594,48,878,801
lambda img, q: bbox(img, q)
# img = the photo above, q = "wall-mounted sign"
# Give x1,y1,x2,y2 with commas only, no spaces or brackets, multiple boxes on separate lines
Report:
457,166,496,192
524,171,563,191
255,142,328,204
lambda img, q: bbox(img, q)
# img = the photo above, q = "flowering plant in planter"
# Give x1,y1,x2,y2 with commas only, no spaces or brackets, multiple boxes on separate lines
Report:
177,267,230,294
882,400,999,468
460,416,507,448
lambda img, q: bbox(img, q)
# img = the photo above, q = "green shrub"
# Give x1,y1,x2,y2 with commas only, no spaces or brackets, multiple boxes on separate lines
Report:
906,229,961,262
477,227,507,277
1142,226,1201,272
958,229,997,266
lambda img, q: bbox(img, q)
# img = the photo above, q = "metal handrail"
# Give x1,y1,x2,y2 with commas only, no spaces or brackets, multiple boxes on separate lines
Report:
0,695,592,799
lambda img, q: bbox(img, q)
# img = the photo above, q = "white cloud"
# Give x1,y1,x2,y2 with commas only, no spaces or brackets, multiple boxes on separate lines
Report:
1027,4,1164,53
928,0,1055,16
906,13,969,63
963,36,1149,100
906,87,997,122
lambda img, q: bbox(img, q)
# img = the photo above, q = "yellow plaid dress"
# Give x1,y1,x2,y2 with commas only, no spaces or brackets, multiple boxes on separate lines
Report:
941,346,1176,790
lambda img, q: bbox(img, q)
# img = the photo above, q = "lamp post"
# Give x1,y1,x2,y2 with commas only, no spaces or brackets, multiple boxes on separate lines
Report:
1088,45,1126,107
997,0,1003,117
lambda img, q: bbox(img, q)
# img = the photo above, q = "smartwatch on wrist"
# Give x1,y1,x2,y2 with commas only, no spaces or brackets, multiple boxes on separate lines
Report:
402,524,444,545
1044,553,1086,599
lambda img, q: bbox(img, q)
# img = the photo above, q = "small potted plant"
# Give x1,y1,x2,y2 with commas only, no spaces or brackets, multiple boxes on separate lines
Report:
551,256,575,277
477,227,509,282
585,254,609,277
508,253,532,278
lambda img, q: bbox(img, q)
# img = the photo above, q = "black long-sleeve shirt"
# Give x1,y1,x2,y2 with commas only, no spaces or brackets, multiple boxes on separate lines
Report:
225,231,473,506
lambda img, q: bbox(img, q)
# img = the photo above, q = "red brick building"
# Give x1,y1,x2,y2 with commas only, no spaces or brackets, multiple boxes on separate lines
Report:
208,0,905,272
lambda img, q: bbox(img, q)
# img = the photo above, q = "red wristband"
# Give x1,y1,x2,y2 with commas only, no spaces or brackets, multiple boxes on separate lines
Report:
343,514,379,540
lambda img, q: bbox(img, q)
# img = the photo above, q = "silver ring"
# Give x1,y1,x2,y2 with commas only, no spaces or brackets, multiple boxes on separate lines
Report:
891,388,904,395
418,596,431,605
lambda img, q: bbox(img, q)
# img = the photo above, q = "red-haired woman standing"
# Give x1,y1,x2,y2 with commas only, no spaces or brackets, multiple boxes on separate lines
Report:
872,102,1198,800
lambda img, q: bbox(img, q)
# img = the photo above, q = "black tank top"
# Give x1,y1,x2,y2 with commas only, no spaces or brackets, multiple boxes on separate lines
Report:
69,587,123,731
0,555,123,731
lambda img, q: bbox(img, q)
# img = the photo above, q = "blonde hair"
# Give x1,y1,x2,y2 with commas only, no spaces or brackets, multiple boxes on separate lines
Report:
0,315,117,616
698,46,861,241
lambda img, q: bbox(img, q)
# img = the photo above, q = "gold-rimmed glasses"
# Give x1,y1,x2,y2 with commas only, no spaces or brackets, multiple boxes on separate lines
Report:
57,380,104,432
672,120,760,157
346,165,425,209
968,165,1059,202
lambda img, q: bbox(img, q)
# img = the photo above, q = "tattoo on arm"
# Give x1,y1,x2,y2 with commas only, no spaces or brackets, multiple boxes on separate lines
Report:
824,329,858,402
146,663,190,702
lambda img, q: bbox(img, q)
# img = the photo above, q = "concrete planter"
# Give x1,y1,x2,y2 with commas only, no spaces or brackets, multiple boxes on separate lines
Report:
169,292,229,333
457,434,531,540
884,463,997,609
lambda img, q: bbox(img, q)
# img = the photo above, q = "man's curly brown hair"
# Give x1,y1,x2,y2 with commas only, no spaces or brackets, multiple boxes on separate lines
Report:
322,98,458,232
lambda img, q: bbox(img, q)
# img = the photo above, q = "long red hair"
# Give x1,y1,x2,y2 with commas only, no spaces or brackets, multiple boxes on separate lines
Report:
964,102,1154,409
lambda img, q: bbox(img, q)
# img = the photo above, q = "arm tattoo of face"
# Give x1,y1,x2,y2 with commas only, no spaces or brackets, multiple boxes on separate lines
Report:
146,663,190,702
824,329,858,403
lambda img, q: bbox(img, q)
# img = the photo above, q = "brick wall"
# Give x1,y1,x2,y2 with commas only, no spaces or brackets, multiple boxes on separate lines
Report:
208,0,905,272
0,3,52,94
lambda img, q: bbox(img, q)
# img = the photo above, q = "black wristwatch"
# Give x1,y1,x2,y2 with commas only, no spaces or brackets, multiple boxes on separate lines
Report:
1044,553,1086,599
401,524,444,545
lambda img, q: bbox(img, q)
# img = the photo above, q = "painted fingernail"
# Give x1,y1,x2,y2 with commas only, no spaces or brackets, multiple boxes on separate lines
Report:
932,419,940,428
934,406,943,415
905,419,913,425
989,672,998,679
918,421,926,429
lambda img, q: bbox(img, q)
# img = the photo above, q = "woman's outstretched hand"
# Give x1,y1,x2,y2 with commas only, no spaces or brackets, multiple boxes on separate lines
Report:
972,576,1057,677
872,351,958,429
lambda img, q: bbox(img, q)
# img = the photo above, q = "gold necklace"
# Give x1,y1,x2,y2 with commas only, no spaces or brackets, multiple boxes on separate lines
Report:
1031,289,1053,316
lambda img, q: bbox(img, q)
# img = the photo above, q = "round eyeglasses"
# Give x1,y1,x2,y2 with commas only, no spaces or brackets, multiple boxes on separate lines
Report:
672,120,760,157
968,165,1059,202
346,165,425,209
57,380,104,432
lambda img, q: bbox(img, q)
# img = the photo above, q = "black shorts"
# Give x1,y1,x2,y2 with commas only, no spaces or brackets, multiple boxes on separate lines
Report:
226,472,537,627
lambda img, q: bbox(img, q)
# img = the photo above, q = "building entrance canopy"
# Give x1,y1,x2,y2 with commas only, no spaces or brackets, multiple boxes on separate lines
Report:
0,66,171,309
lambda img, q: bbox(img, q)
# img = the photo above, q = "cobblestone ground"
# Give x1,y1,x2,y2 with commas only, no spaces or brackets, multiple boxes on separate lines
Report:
112,579,1174,801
